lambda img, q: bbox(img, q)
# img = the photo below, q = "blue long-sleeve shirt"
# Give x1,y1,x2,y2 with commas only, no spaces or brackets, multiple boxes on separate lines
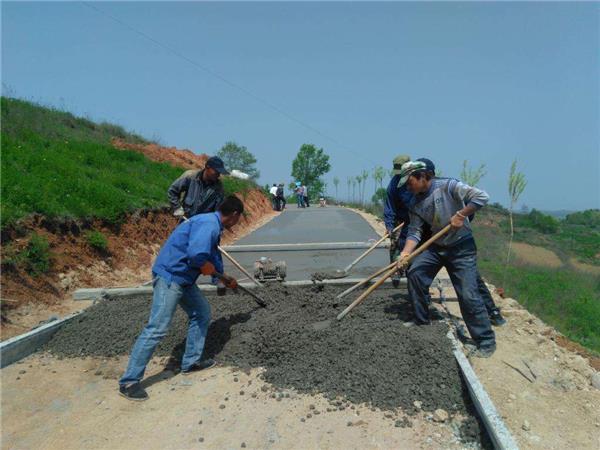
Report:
383,175,414,240
152,212,224,286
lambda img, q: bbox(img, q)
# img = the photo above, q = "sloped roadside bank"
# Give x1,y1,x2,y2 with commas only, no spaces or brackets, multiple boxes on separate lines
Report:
1,190,275,340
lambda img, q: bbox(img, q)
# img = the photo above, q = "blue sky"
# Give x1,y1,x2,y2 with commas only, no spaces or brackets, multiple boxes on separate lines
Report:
2,2,599,210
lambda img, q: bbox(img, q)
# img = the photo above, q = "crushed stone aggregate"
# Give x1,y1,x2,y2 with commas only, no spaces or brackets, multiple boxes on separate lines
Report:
46,284,475,416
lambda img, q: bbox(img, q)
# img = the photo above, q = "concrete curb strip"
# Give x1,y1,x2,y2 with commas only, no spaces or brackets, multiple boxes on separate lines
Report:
0,313,81,369
448,331,520,450
221,241,390,252
73,278,410,301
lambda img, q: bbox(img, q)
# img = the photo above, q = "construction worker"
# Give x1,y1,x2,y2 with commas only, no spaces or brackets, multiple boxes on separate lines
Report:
386,156,506,326
397,161,496,358
383,154,413,287
167,156,228,219
119,196,243,401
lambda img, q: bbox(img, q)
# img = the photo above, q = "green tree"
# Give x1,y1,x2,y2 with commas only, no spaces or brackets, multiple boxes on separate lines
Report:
333,176,340,200
505,159,527,276
217,141,260,180
372,166,386,195
291,144,331,198
460,160,487,186
372,187,387,205
346,176,352,202
361,170,369,204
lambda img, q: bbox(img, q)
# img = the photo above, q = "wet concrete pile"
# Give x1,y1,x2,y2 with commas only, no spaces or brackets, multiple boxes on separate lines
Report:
45,285,470,415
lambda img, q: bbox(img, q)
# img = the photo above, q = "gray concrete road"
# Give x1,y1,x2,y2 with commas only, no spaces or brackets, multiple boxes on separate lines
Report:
223,205,391,281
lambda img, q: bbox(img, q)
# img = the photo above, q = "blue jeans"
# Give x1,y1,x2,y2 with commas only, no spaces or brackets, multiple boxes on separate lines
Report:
119,276,211,385
407,238,495,349
296,193,304,207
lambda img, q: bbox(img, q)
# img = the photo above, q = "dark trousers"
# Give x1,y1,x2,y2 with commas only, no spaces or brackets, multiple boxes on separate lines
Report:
407,238,495,349
477,272,498,314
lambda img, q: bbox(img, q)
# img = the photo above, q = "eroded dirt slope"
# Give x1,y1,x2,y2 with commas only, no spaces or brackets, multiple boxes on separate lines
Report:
1,141,275,339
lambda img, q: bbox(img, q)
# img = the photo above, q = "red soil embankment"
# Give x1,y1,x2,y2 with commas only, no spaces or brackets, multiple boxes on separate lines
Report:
1,141,274,338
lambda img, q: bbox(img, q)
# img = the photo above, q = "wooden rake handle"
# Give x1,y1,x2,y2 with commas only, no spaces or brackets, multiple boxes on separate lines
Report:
342,222,404,273
335,261,396,300
336,223,452,320
218,246,263,288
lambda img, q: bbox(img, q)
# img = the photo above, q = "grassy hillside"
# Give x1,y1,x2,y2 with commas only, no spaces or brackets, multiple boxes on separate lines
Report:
474,206,600,353
0,97,255,228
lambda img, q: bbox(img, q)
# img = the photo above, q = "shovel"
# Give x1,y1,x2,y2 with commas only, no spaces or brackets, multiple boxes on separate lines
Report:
314,222,404,280
336,224,452,320
212,271,267,308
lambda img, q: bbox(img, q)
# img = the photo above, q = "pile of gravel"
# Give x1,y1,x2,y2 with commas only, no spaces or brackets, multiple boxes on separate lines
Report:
45,284,469,414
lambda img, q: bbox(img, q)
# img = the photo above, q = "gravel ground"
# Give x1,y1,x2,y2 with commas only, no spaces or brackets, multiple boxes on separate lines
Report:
45,284,473,416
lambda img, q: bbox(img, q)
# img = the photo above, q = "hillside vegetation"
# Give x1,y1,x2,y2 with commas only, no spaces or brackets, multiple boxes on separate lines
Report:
0,97,255,228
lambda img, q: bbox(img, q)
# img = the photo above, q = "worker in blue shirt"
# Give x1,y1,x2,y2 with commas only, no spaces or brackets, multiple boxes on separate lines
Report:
384,154,413,287
119,195,243,401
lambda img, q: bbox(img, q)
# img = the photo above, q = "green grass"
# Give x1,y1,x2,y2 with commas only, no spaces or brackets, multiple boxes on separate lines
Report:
3,233,52,276
479,261,600,353
1,131,183,227
473,220,600,354
85,230,109,252
1,97,147,145
1,96,258,228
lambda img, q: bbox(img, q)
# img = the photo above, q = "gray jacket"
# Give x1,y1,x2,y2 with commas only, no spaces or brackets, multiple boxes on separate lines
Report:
407,178,489,247
167,169,224,218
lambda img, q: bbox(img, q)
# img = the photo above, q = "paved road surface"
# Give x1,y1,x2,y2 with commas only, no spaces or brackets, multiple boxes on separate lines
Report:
223,205,390,281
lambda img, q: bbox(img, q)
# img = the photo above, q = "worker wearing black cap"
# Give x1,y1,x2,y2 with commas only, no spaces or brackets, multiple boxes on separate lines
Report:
168,156,228,219
414,158,506,327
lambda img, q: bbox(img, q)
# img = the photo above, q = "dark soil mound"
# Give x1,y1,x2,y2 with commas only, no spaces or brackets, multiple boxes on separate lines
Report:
45,284,469,415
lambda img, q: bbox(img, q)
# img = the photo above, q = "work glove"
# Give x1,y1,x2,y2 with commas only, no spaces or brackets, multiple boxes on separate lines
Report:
221,274,238,290
200,261,216,276
173,207,185,218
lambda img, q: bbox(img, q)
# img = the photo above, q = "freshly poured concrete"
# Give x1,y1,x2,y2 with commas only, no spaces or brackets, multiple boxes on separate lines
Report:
223,206,390,281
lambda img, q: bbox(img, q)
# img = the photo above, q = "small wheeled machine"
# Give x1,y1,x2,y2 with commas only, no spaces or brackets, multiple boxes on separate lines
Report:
254,257,287,282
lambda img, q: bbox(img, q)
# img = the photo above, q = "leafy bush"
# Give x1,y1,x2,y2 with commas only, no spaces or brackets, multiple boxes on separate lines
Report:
25,233,51,275
85,230,109,251
515,209,560,234
564,209,600,228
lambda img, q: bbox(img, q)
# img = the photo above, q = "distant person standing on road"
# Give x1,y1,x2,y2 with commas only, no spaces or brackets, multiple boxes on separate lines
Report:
396,161,496,358
118,196,243,401
276,183,286,211
302,185,310,207
269,183,278,210
295,182,304,208
167,156,228,219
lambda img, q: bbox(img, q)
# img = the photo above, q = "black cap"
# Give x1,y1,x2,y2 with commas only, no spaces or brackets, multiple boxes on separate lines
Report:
416,157,435,174
205,156,229,175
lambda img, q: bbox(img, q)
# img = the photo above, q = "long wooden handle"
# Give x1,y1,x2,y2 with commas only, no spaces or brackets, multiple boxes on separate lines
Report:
212,271,267,307
336,223,452,320
218,245,262,288
342,222,404,273
337,265,398,320
336,261,396,299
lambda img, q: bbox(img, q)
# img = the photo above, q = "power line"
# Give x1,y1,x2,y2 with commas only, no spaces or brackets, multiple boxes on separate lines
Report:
81,2,376,165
